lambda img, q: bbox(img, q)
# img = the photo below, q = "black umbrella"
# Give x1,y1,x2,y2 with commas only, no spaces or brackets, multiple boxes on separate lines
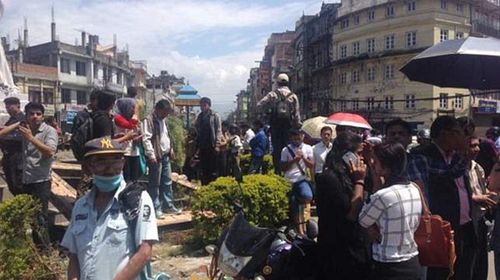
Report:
400,36,500,90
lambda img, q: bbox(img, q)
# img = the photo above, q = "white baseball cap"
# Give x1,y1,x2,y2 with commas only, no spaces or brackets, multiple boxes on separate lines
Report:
277,73,289,83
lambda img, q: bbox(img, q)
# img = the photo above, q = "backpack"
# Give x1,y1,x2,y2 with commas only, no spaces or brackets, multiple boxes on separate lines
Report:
70,110,93,161
271,90,293,124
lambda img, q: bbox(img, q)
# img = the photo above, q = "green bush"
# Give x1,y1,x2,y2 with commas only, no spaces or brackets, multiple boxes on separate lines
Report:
167,116,187,172
191,174,290,244
0,195,63,280
240,154,274,175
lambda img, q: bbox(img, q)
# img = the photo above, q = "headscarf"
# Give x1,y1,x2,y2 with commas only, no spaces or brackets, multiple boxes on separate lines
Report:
115,98,136,120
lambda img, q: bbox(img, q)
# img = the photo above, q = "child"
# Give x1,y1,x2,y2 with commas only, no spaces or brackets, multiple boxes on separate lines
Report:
228,124,243,178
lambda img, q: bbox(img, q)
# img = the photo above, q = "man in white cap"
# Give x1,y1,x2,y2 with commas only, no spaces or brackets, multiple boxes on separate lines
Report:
257,73,301,174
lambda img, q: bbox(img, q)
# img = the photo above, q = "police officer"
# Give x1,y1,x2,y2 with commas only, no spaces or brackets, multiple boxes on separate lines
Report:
61,137,158,280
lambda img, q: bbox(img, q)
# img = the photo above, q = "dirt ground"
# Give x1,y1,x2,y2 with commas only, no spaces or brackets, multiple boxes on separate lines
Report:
151,230,213,279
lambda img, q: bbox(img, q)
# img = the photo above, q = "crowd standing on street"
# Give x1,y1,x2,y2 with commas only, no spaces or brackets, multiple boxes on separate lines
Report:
0,72,499,279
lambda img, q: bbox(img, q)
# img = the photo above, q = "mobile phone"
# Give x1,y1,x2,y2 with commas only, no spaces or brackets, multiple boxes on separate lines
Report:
342,151,359,166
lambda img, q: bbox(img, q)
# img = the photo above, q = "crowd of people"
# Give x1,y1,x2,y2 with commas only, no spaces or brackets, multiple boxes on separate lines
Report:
0,71,500,279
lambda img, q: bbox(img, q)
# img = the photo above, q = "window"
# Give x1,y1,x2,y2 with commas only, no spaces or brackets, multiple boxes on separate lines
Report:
352,70,360,83
441,0,447,9
117,72,122,84
367,97,375,110
352,99,360,111
340,100,347,111
440,29,449,42
340,45,347,58
76,61,86,76
407,1,416,11
341,19,349,29
353,42,360,56
354,15,360,25
455,94,463,109
43,91,54,104
385,34,395,50
456,32,464,39
368,10,375,21
405,95,416,108
28,88,41,103
385,64,395,80
60,58,70,74
406,31,417,47
367,38,376,53
76,91,87,105
367,67,376,81
457,2,464,13
340,72,347,84
439,93,448,108
61,89,71,103
384,96,394,110
386,5,395,17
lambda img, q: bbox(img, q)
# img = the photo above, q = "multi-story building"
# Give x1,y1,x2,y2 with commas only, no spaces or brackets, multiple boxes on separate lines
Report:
235,90,250,123
332,0,473,129
247,31,295,122
469,0,500,129
292,3,340,118
3,16,131,118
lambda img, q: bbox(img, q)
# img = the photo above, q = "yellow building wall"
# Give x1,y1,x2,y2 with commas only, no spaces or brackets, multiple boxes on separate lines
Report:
332,0,472,127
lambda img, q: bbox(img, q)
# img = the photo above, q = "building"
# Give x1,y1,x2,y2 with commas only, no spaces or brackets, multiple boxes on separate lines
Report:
235,90,250,123
469,0,500,130
332,0,473,129
292,3,340,119
247,31,295,122
3,13,131,123
146,70,185,102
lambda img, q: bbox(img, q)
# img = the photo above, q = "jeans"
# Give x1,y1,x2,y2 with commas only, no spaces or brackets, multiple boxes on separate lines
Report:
270,127,289,175
249,156,264,174
123,156,141,182
147,154,176,212
200,147,217,185
2,152,23,195
23,180,51,250
373,256,423,280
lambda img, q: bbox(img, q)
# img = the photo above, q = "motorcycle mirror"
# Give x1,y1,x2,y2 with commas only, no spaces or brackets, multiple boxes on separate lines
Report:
254,276,266,280
205,245,217,255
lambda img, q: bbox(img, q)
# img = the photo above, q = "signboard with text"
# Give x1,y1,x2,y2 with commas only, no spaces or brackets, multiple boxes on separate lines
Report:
478,100,498,114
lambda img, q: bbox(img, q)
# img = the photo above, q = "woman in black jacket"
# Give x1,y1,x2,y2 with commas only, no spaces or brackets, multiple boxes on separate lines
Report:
316,131,372,279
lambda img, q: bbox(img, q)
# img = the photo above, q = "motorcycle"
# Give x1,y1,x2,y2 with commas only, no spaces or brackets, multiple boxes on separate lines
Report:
205,202,318,280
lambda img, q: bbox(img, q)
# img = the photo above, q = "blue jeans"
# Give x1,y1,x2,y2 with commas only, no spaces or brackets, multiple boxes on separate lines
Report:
249,156,264,174
147,154,175,212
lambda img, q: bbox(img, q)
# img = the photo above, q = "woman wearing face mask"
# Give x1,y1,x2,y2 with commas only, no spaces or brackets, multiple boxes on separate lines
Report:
114,98,142,182
315,131,372,280
61,136,159,280
358,143,423,280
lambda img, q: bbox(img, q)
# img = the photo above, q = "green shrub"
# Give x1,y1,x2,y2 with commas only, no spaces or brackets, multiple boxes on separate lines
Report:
0,195,63,280
167,116,187,172
240,154,274,175
191,174,290,244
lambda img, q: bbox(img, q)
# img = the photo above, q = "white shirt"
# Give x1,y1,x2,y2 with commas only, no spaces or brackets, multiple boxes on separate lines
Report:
280,143,313,183
243,129,255,151
230,135,243,154
61,180,159,280
359,183,422,263
159,118,171,154
313,141,332,174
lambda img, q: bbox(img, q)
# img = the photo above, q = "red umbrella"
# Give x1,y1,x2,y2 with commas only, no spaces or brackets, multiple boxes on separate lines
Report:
325,112,372,130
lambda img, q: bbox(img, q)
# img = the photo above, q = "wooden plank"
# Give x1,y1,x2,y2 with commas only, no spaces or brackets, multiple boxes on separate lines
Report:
50,172,77,220
52,161,82,172
171,172,199,191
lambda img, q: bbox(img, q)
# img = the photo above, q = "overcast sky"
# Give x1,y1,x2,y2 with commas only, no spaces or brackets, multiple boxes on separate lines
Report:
0,0,338,116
